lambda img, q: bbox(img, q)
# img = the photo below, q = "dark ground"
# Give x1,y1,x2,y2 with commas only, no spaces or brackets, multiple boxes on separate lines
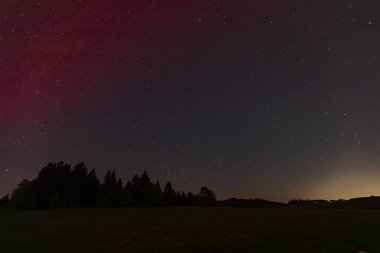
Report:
1,207,379,253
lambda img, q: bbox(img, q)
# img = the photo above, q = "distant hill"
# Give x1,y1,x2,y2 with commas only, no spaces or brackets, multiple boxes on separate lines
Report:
221,196,380,209
289,196,380,209
218,198,285,208
332,196,380,209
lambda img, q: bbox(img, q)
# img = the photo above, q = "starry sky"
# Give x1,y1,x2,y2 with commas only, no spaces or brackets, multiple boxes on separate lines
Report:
1,1,380,202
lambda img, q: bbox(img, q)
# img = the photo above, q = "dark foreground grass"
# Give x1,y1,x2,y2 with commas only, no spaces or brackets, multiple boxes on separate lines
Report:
1,207,380,253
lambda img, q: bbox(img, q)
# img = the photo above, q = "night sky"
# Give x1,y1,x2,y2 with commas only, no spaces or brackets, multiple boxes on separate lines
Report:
1,1,380,202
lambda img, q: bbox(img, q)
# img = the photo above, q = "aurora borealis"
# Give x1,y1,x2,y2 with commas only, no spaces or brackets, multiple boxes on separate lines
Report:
1,1,380,201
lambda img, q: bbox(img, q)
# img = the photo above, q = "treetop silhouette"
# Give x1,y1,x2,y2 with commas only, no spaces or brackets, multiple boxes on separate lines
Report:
8,162,217,210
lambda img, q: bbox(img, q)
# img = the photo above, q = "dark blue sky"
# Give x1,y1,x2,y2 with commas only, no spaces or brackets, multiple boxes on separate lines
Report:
1,1,379,201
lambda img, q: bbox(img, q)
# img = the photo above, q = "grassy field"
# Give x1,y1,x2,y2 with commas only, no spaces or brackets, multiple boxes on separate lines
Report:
1,207,380,253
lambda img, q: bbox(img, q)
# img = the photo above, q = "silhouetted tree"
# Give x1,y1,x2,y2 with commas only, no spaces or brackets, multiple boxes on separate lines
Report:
8,161,218,209
180,191,187,206
0,194,9,207
63,162,88,207
199,186,216,206
128,174,140,206
127,172,156,206
164,182,175,206
187,192,196,206
97,170,122,206
151,181,164,206
34,162,71,208
174,191,182,205
120,180,133,206
288,199,314,205
139,171,154,206
104,170,117,190
83,169,100,206
10,179,37,210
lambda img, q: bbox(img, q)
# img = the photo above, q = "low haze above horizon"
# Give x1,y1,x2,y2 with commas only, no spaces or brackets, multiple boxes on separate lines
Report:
1,1,380,202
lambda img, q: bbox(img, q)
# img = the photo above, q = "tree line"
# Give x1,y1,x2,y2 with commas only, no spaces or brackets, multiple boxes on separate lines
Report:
1,162,216,210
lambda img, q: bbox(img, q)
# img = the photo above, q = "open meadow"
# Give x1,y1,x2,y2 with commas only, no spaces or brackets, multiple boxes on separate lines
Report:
1,207,380,253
